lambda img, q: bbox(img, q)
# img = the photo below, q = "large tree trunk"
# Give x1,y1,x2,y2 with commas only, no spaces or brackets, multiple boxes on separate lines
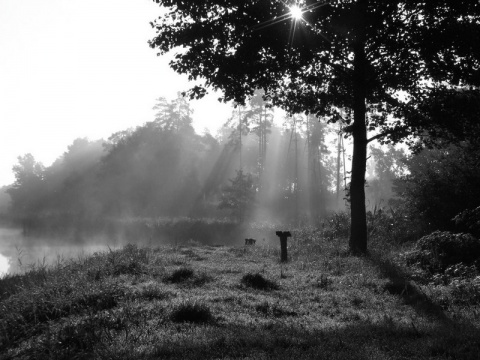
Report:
349,12,368,254
349,111,368,254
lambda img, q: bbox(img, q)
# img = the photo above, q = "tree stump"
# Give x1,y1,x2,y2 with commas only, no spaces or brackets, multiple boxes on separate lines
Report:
275,231,291,262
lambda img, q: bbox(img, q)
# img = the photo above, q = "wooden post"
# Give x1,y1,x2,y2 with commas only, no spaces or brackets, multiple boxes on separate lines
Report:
275,231,292,262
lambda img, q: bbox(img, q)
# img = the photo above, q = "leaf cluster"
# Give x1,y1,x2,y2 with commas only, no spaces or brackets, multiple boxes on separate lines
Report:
150,0,480,144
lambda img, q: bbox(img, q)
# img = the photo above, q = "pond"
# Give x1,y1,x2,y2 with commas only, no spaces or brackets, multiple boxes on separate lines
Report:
0,227,120,276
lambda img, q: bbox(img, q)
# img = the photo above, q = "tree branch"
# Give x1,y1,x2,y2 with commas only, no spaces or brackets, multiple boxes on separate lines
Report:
367,126,408,143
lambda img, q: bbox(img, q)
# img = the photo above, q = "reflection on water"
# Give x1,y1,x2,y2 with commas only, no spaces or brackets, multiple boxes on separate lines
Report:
0,252,9,276
0,227,117,276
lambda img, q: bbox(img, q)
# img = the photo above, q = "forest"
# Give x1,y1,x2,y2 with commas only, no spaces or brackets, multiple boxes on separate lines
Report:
2,91,344,241
2,87,480,248
1,1,480,359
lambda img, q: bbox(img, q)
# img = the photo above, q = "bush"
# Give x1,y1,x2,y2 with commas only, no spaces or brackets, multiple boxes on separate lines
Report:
164,267,195,283
241,273,279,291
454,206,480,238
170,301,213,323
366,205,423,244
322,211,350,240
164,267,212,286
406,231,480,273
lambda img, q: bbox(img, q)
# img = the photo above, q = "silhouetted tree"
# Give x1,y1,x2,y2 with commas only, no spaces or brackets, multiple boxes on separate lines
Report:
150,0,479,253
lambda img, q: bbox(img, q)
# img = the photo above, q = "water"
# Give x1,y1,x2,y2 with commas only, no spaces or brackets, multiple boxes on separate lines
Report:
0,227,118,276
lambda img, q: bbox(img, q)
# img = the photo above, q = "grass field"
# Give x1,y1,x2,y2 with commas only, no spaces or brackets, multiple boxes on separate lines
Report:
1,230,479,359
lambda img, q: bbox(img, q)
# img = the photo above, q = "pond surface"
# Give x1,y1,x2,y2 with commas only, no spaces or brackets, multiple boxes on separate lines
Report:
0,227,120,276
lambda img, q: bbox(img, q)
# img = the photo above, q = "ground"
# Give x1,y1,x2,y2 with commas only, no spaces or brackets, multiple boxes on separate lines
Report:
0,232,479,359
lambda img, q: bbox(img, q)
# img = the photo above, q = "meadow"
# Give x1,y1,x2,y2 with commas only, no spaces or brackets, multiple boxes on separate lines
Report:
0,228,479,359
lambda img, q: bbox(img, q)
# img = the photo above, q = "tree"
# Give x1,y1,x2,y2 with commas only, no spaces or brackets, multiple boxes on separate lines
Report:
365,145,406,207
394,141,480,235
7,154,45,231
218,170,256,221
306,114,332,219
98,97,214,217
153,92,195,133
243,90,273,179
150,1,479,253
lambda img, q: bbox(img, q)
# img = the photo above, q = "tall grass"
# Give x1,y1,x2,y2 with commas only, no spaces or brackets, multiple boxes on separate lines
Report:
1,225,479,359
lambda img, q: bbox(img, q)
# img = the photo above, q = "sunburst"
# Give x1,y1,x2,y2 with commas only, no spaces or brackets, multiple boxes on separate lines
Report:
289,5,304,21
248,1,329,34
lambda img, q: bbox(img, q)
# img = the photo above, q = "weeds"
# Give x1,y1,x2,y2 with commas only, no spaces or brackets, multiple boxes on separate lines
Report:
170,301,214,324
164,266,213,287
241,273,279,291
255,301,297,317
1,231,480,359
165,266,195,283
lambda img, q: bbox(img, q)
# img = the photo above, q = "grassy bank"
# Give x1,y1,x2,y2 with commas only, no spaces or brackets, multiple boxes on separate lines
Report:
1,231,479,359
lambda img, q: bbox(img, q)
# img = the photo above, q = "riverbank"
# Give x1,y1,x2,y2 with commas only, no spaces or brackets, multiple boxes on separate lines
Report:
1,232,479,359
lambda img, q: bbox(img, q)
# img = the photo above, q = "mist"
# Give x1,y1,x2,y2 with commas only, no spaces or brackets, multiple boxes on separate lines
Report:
0,92,357,274
1,88,477,276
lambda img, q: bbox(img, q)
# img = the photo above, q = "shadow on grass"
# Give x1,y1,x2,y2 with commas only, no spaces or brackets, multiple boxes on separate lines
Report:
147,321,480,360
367,250,453,325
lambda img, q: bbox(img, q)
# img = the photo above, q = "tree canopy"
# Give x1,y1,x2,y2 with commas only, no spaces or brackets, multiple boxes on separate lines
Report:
150,0,480,253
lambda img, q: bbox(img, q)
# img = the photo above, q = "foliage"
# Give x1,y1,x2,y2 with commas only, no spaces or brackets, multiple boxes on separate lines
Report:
393,142,480,233
150,0,480,253
2,234,480,358
407,88,480,152
152,92,195,133
453,206,480,239
170,301,214,324
218,170,256,221
366,205,423,244
6,154,46,219
6,98,343,234
405,231,480,273
321,211,351,240
365,145,407,206
98,95,207,217
164,267,194,283
241,272,279,291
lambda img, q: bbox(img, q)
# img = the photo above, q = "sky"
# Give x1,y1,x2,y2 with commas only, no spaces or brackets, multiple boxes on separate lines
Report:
0,0,233,187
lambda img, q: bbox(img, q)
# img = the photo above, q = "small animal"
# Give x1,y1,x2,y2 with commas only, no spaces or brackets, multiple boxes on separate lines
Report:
245,238,256,245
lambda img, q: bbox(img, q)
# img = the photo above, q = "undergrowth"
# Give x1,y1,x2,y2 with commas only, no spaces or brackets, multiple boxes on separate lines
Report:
0,229,479,359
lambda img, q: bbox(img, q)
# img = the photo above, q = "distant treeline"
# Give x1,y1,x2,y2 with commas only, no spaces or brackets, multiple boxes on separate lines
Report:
4,92,480,243
3,93,342,239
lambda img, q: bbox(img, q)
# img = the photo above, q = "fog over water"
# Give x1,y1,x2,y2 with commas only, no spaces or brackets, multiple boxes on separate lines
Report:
0,227,120,276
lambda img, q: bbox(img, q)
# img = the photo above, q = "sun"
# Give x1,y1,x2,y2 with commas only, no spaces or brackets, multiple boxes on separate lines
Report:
289,5,303,21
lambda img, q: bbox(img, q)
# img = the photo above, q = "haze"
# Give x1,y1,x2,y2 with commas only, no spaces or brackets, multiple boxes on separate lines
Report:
0,0,231,186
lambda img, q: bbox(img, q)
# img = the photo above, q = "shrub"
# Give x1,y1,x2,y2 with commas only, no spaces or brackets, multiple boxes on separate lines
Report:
170,301,213,323
367,205,423,244
454,206,480,238
241,273,279,291
164,267,212,287
164,267,195,283
102,244,149,277
322,211,350,240
406,231,480,273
